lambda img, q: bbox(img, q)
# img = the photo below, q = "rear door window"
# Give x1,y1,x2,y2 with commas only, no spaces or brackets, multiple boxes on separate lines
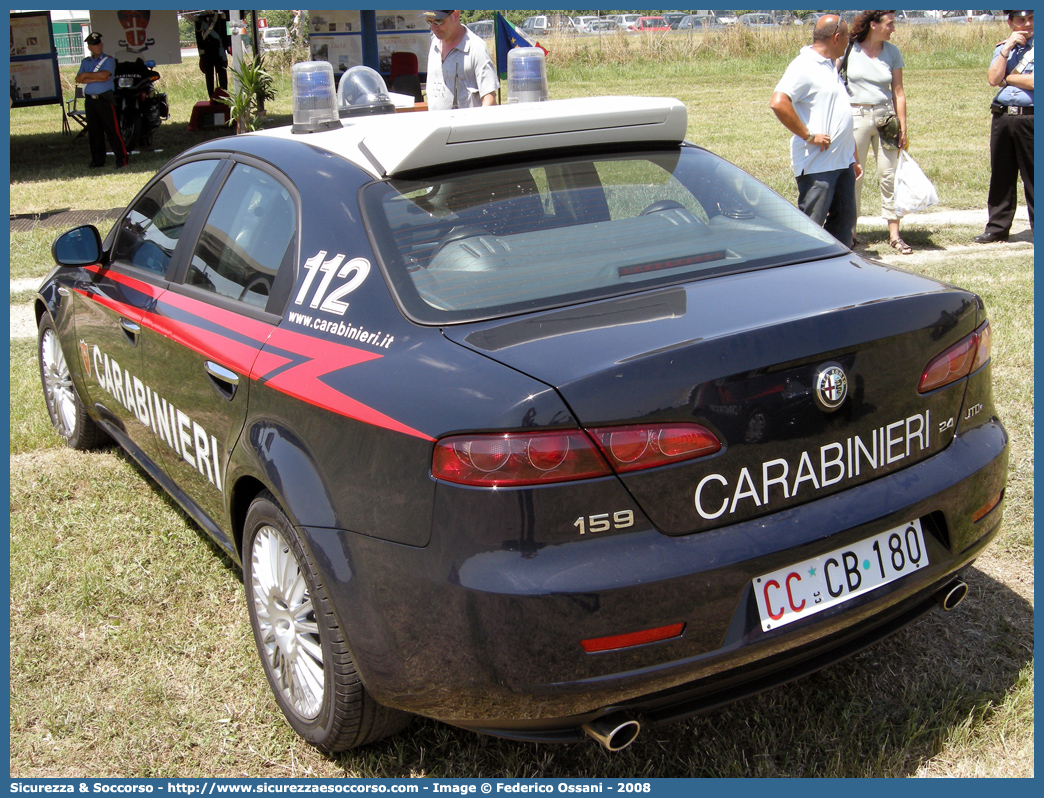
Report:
184,163,297,311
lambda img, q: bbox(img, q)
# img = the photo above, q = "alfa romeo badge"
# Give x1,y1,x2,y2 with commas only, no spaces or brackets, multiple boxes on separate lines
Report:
814,363,848,412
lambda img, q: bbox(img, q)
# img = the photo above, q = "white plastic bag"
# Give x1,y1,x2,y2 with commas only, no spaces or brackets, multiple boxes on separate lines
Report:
893,150,939,217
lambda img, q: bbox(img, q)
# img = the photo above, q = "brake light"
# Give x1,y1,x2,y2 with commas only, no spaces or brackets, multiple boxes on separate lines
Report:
432,430,611,487
588,423,721,473
432,423,722,486
972,321,991,372
919,321,991,393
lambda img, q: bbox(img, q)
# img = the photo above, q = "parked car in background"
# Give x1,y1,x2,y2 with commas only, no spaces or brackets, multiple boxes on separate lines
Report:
260,26,290,51
466,19,493,38
521,14,576,37
572,15,601,32
678,14,722,30
634,16,671,32
942,9,1004,22
522,15,550,37
587,19,620,33
896,10,939,24
663,12,689,29
739,13,776,28
712,9,740,25
608,13,641,31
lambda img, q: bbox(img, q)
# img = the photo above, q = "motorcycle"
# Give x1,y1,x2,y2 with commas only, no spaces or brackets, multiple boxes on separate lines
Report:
113,58,169,151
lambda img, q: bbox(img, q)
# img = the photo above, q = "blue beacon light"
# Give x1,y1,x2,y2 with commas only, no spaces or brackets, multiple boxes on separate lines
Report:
291,61,340,133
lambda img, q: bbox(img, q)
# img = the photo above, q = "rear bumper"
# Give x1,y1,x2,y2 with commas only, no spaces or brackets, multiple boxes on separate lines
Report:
299,419,1007,735
456,567,983,743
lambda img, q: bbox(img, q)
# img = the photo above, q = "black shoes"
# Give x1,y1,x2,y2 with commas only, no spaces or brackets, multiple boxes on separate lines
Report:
973,232,1009,243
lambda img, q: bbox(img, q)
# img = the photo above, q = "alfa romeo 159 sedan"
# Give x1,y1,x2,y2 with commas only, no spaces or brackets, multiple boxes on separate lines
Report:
37,89,1007,753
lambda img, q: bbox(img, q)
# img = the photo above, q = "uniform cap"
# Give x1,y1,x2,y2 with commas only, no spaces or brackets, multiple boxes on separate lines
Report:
84,31,102,45
1004,10,1034,17
422,11,454,22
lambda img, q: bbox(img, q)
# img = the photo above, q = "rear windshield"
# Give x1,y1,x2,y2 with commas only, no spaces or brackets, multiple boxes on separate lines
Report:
363,146,844,324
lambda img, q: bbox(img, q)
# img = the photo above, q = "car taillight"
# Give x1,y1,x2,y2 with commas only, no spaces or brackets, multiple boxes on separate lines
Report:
919,321,992,393
432,430,611,487
432,423,721,486
588,423,721,473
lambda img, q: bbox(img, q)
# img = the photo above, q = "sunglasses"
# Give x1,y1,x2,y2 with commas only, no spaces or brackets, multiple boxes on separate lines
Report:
427,16,450,27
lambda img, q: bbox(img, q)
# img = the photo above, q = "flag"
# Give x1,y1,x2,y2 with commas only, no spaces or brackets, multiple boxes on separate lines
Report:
494,12,548,80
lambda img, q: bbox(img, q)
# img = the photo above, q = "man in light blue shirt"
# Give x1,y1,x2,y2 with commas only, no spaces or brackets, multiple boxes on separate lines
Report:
975,9,1034,243
770,15,863,246
76,31,128,169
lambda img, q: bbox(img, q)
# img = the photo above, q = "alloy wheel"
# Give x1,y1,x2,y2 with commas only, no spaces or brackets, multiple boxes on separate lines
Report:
40,327,78,437
249,524,325,720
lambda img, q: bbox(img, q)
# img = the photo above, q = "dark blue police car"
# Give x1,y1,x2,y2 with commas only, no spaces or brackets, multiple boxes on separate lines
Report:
37,80,1007,752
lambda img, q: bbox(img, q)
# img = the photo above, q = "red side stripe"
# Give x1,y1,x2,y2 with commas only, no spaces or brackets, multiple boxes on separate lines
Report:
145,310,267,376
75,286,145,322
85,264,164,300
159,286,278,345
77,269,432,441
260,327,431,440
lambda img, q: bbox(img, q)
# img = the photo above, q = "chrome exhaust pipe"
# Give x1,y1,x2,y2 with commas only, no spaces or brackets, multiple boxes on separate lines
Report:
581,715,641,751
936,578,968,611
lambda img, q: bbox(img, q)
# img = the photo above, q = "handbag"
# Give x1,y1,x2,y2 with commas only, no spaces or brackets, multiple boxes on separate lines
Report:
893,150,939,217
875,111,901,150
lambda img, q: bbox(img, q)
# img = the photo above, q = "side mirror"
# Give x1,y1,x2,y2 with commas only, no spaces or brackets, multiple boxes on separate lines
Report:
52,225,102,267
145,60,156,69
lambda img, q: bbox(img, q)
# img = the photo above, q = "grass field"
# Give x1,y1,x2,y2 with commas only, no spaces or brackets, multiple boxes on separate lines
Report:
8,24,1034,778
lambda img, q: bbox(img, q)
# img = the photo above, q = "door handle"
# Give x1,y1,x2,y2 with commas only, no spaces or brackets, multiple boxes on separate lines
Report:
204,360,240,384
204,360,240,400
119,317,140,344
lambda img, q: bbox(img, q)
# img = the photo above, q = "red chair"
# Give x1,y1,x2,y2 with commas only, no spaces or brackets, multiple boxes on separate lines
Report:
389,51,422,102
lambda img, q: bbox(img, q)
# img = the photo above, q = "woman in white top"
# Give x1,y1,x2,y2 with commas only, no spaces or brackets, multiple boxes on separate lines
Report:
844,10,910,253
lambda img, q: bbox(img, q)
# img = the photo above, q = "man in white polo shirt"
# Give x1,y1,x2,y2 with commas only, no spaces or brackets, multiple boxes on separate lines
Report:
423,10,499,110
770,14,863,246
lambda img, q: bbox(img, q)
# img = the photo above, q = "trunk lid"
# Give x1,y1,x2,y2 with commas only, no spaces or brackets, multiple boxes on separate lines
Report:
443,257,982,534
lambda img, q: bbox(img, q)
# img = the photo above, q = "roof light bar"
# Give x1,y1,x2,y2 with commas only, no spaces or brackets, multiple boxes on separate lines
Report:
292,61,340,134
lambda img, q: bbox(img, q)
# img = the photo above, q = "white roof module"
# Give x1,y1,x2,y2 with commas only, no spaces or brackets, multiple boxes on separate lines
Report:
259,96,689,177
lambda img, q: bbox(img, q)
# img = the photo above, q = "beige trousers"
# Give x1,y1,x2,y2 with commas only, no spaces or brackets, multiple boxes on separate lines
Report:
852,104,900,222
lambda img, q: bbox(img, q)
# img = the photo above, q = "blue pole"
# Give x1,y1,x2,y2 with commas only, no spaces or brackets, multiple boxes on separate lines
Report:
360,10,378,72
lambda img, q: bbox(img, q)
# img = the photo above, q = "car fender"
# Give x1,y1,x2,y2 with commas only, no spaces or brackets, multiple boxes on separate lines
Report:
226,418,340,543
36,271,94,415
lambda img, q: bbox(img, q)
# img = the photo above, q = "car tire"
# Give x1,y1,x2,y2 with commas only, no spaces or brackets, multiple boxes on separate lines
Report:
243,491,411,752
38,314,106,450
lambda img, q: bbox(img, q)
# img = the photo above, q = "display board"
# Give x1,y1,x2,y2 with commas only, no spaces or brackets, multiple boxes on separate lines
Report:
10,11,62,107
87,10,181,65
309,9,430,75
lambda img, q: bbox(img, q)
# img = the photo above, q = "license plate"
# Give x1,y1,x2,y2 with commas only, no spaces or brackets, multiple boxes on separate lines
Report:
753,519,928,632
